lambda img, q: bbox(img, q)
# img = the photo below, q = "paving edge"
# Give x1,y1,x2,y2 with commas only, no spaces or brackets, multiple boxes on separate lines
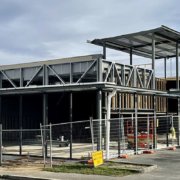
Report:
138,164,157,173
0,175,52,180
107,160,157,173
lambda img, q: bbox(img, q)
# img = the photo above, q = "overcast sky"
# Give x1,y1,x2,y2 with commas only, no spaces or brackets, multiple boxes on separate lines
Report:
0,0,180,76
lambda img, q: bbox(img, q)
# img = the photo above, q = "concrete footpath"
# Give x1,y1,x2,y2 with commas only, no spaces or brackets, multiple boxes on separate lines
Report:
0,149,180,180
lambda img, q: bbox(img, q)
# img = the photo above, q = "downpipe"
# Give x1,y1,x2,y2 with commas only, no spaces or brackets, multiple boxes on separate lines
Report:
106,89,116,160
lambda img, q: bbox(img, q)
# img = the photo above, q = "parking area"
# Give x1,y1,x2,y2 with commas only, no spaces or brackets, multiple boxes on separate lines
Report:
116,148,180,180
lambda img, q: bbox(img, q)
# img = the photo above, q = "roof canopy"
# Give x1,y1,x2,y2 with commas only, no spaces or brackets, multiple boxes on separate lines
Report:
90,25,180,59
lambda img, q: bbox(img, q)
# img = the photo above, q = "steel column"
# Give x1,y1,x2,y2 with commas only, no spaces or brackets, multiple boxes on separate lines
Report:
176,42,179,90
43,65,48,85
97,90,102,150
43,93,48,157
177,98,180,145
0,124,2,166
106,90,116,160
70,63,73,84
176,42,180,145
153,95,157,149
103,43,106,59
164,58,167,80
0,97,2,166
98,58,103,82
43,94,48,126
118,93,121,157
20,68,23,87
69,92,73,159
0,97,1,124
0,73,2,89
130,48,133,65
152,34,155,89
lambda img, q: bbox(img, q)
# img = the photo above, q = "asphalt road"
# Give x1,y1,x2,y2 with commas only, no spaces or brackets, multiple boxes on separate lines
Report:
118,148,180,180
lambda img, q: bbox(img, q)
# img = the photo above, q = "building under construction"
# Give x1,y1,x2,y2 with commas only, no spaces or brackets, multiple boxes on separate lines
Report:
1,25,180,155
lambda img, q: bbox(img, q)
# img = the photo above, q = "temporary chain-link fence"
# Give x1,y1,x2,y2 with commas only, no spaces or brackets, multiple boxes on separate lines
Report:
2,129,43,156
0,115,179,166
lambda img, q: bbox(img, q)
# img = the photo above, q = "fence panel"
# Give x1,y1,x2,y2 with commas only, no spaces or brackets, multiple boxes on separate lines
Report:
1,114,179,166
2,129,43,156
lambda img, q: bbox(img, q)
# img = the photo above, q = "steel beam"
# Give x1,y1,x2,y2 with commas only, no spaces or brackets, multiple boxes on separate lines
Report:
126,68,133,86
104,63,113,82
146,71,153,88
47,65,65,84
114,65,122,85
1,70,16,88
136,69,144,88
0,82,178,97
26,66,43,87
76,60,97,83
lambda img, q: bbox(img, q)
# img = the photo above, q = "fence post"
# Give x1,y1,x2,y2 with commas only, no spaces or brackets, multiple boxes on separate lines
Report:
166,116,169,147
90,117,95,151
134,93,138,154
178,115,180,146
118,118,121,157
177,98,180,146
49,123,52,168
153,95,157,150
40,123,46,167
19,127,22,155
70,92,73,159
0,124,2,166
147,115,149,150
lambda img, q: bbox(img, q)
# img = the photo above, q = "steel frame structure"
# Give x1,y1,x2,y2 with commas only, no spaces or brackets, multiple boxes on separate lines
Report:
1,26,180,156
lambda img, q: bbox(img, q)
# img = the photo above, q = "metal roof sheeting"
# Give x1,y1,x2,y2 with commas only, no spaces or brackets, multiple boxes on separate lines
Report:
90,25,180,59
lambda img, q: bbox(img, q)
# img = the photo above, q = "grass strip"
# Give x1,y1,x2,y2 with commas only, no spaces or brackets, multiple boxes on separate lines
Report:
45,163,139,177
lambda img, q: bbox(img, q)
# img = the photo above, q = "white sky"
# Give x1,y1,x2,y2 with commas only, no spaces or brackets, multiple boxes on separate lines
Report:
0,0,180,77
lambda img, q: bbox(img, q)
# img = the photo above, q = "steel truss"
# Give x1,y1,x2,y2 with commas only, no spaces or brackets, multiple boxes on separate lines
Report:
0,56,157,95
